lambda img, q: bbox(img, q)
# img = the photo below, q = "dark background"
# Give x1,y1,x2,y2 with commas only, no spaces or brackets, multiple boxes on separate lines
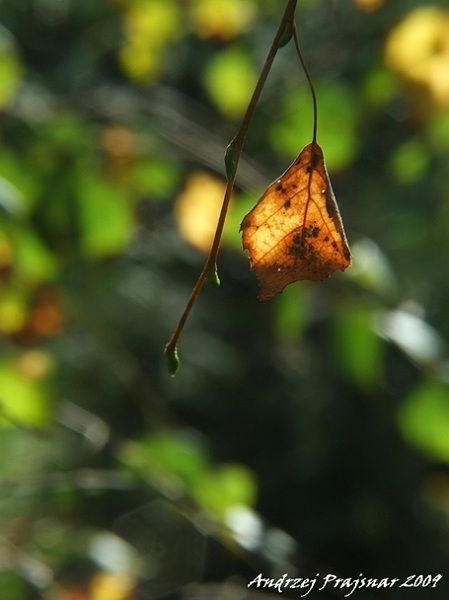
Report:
1,0,449,598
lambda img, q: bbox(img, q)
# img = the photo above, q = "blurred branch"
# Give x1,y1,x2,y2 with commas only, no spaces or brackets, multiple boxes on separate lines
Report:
0,535,53,590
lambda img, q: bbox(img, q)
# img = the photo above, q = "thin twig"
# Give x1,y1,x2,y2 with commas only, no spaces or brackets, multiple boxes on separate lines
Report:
165,0,299,374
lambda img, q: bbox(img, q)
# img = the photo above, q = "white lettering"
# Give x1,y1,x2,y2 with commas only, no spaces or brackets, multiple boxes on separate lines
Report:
343,574,364,597
274,573,288,592
248,574,266,588
318,574,337,591
300,576,318,597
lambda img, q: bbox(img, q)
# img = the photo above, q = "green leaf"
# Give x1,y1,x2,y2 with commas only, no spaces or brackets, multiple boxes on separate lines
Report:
39,112,92,154
0,571,28,600
274,283,308,342
389,139,429,184
132,157,183,201
332,304,384,389
192,464,257,519
0,29,23,109
271,81,359,171
398,380,449,463
119,431,209,489
362,65,398,109
12,224,59,283
76,172,134,258
204,46,256,119
0,151,40,214
0,354,53,428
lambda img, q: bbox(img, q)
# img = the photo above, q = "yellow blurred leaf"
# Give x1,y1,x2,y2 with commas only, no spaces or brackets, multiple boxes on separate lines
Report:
16,350,53,379
90,571,134,600
119,0,182,83
174,171,231,253
0,352,53,427
123,0,181,42
190,0,256,40
120,38,163,83
385,7,449,106
0,287,27,334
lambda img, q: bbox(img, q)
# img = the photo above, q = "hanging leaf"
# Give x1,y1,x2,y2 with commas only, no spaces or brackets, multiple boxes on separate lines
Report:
240,141,351,300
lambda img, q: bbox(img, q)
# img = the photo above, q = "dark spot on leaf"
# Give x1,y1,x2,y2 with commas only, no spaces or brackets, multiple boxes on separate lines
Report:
311,149,321,169
325,188,336,217
304,225,320,238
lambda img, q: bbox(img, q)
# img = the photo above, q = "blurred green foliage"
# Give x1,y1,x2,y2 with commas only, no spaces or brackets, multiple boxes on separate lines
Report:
1,0,449,598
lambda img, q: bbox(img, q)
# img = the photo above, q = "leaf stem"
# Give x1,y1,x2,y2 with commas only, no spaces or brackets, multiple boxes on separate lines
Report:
165,0,299,370
292,22,318,143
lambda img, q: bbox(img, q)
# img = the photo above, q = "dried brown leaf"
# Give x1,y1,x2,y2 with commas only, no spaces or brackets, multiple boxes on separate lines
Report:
241,141,351,300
